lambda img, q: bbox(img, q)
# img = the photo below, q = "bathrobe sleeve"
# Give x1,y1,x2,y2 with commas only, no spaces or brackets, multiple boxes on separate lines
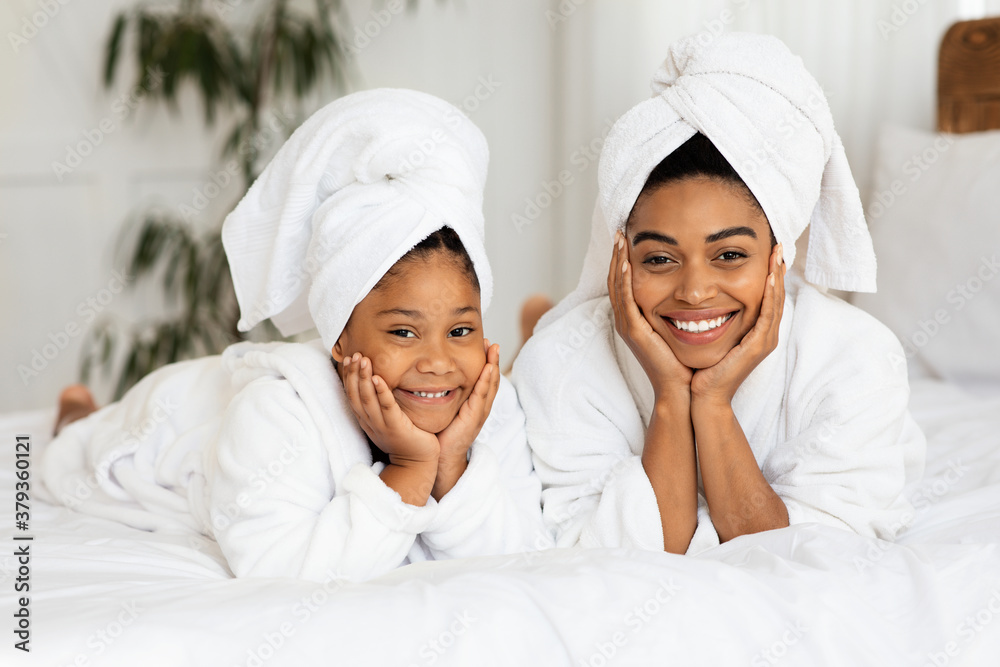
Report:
762,293,926,541
512,301,665,550
418,376,553,557
208,375,436,582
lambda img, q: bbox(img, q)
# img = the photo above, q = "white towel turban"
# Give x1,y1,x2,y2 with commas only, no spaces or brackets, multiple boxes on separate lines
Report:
222,88,493,351
541,32,877,330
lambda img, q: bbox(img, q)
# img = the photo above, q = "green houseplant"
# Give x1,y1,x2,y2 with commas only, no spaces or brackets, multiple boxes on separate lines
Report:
80,0,354,399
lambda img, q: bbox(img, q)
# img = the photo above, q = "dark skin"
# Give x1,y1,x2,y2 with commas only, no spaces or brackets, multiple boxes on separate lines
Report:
608,177,789,553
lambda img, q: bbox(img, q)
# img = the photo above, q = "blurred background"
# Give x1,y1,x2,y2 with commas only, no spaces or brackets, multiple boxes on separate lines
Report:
2,0,997,410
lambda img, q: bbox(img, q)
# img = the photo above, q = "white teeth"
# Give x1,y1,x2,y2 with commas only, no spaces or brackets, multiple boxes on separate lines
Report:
413,390,449,398
670,313,733,333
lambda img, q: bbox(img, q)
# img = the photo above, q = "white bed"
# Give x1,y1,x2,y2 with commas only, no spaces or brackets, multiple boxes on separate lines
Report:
2,378,1000,666
5,17,1000,667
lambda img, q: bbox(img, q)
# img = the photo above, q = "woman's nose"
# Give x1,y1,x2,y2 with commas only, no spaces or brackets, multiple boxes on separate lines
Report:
673,264,718,305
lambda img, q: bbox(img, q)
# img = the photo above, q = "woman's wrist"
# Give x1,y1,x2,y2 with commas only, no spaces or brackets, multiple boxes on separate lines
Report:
653,384,692,414
689,387,735,412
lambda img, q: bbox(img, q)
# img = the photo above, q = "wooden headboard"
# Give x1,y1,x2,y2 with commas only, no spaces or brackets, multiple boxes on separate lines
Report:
938,16,1000,133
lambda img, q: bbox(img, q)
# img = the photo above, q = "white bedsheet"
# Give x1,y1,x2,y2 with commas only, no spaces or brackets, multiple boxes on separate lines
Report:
1,378,999,666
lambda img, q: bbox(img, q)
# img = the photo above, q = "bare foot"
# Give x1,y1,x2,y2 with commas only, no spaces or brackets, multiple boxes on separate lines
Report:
54,384,99,436
519,294,554,345
504,294,555,375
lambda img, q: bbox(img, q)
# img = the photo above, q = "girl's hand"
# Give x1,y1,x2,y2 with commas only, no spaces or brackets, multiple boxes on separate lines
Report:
341,353,440,467
432,339,500,499
608,230,693,400
436,339,501,459
691,244,786,406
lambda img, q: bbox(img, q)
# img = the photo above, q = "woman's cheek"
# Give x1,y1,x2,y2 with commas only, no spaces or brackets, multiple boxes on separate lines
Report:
629,268,660,314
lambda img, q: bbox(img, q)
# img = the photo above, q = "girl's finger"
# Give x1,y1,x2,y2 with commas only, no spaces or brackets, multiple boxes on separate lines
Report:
357,357,386,429
371,374,397,413
342,356,364,416
482,360,501,417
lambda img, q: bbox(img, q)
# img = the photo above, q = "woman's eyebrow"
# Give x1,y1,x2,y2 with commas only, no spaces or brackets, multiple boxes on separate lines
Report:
631,231,678,246
705,226,758,243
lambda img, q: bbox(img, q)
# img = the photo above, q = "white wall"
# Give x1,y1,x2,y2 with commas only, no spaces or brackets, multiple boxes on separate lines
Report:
0,0,555,410
3,0,998,410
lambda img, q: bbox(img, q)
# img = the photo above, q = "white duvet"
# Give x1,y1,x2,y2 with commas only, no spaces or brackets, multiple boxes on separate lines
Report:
2,378,1000,666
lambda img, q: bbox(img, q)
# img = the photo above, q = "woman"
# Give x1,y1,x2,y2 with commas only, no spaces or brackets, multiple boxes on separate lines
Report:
512,33,925,555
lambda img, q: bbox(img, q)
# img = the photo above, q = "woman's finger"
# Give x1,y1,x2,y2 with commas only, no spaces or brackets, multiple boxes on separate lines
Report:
608,232,624,331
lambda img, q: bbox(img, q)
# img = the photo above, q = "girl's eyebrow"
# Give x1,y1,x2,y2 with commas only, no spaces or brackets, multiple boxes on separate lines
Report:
377,306,480,319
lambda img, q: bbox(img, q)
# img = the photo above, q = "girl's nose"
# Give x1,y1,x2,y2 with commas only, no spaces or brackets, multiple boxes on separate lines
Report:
672,264,718,305
415,340,455,374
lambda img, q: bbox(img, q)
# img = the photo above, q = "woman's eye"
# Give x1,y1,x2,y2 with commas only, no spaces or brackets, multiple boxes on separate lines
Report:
389,329,416,338
718,251,747,262
644,256,673,266
448,327,474,337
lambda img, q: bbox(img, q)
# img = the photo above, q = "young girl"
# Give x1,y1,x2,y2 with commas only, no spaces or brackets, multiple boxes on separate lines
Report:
512,33,925,555
43,89,550,582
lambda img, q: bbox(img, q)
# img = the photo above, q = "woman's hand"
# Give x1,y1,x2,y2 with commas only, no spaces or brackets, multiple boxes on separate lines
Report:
691,244,786,406
341,353,440,467
608,230,693,401
433,339,501,499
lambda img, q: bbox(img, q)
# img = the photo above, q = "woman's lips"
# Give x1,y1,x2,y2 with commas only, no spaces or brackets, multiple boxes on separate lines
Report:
662,310,738,345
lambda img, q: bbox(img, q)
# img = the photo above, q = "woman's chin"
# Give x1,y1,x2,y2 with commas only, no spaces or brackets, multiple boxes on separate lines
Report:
668,344,728,371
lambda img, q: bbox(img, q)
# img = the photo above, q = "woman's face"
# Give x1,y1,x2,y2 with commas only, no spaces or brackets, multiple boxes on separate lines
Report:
332,251,486,434
626,177,773,370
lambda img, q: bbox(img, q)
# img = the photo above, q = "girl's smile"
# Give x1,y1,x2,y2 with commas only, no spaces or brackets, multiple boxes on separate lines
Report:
627,177,773,369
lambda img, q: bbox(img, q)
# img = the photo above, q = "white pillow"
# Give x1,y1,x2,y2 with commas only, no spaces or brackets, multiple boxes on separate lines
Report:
851,124,1000,387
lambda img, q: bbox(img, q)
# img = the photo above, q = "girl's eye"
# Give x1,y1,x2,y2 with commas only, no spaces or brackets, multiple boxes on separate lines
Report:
718,251,747,262
448,327,474,338
389,329,416,338
643,256,674,266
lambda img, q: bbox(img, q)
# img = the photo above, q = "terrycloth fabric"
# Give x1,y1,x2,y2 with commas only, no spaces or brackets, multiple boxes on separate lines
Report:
513,273,926,554
538,32,876,333
44,340,549,581
222,88,492,350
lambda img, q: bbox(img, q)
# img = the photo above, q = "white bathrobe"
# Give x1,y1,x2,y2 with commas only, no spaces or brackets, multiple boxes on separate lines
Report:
512,271,926,555
44,339,548,582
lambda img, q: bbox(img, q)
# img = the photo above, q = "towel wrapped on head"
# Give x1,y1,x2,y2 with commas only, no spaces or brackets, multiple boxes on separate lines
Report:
222,88,493,351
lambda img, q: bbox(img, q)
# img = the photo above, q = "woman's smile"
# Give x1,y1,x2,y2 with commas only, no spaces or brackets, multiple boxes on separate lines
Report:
662,309,739,345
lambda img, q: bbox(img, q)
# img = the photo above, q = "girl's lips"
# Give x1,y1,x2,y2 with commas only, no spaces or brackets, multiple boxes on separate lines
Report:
662,311,738,346
394,388,460,407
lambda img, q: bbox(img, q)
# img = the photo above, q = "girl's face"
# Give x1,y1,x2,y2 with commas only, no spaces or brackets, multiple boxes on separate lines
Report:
332,251,485,434
626,177,773,370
